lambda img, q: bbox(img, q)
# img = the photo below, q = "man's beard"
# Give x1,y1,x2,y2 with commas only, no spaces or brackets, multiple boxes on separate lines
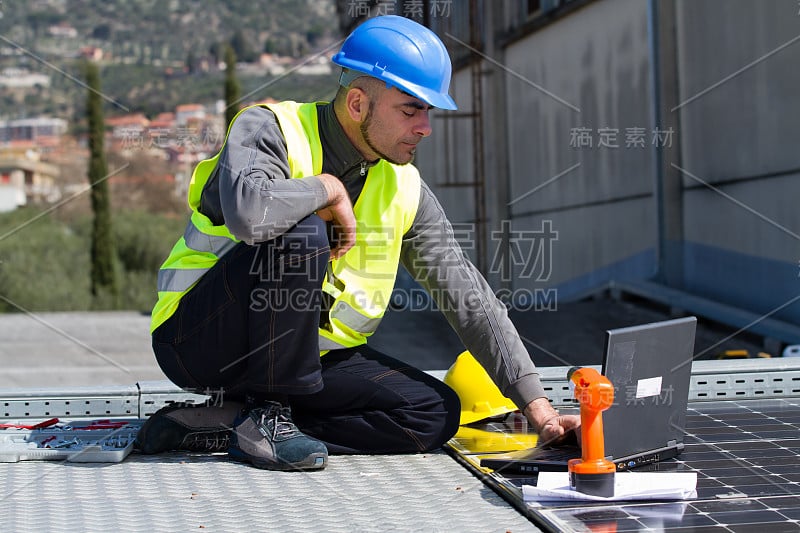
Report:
360,105,412,166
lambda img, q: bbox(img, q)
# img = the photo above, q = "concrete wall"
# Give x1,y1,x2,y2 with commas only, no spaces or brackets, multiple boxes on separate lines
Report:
0,184,24,212
503,0,655,298
416,67,480,267
418,0,658,300
416,0,799,324
676,0,800,322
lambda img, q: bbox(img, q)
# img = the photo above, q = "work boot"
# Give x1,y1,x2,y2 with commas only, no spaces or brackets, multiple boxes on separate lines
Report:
135,401,243,454
228,401,328,471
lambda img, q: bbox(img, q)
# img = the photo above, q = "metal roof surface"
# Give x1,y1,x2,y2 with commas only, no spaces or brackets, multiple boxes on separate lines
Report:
2,448,538,532
0,311,540,531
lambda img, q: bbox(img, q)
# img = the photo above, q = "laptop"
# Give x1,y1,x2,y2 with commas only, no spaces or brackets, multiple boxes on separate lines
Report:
480,316,697,474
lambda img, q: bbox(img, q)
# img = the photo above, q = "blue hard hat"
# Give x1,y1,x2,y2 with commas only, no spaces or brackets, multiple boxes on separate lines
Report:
332,15,457,111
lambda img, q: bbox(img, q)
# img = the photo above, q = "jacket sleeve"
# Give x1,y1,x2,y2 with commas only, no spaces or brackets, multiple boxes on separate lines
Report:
213,106,329,243
400,180,547,410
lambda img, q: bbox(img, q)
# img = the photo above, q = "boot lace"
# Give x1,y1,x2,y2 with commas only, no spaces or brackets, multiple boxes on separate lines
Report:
255,404,299,440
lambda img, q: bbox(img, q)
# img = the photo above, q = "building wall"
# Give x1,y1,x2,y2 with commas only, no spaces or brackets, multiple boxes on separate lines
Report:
675,0,800,322
502,0,655,298
418,0,799,324
0,117,68,143
0,184,25,212
416,68,479,263
419,0,657,302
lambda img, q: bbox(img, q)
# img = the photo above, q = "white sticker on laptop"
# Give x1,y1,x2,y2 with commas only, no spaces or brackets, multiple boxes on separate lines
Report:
636,376,662,399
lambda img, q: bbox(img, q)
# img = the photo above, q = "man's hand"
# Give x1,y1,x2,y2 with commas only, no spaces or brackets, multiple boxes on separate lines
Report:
316,174,356,259
523,397,581,447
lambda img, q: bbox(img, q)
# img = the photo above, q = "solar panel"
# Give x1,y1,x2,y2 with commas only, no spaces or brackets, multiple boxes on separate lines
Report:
447,398,800,531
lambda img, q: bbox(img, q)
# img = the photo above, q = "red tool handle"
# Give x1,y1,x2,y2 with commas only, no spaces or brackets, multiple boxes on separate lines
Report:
0,417,60,430
81,420,129,430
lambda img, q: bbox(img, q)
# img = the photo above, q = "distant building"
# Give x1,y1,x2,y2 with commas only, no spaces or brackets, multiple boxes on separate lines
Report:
147,112,176,139
0,117,68,143
294,55,333,76
78,46,104,61
175,104,206,127
106,113,149,137
149,112,176,130
258,53,293,76
48,23,78,38
0,185,25,213
0,68,51,89
0,149,61,209
106,113,150,152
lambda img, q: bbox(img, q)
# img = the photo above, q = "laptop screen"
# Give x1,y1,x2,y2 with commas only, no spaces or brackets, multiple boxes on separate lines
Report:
601,316,697,463
477,316,698,474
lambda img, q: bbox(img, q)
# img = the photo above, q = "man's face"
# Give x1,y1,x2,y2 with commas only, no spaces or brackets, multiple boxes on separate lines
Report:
359,86,433,165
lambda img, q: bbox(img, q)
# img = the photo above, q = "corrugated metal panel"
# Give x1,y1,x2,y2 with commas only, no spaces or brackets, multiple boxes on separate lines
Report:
0,385,139,419
540,359,800,406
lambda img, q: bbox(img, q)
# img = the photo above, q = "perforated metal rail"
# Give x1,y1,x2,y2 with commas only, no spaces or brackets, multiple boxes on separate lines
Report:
540,358,800,407
1,359,799,419
0,382,205,420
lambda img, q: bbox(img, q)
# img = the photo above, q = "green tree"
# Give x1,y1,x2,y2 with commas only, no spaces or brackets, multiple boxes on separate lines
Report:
84,61,119,304
230,29,254,63
186,49,198,74
224,45,241,129
209,41,224,64
92,24,112,40
26,11,62,36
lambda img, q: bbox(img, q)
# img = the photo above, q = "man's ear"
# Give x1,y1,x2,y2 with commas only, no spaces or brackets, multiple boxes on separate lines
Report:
345,87,368,123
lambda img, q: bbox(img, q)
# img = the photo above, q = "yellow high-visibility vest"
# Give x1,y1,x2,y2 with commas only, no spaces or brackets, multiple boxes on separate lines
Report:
151,101,421,353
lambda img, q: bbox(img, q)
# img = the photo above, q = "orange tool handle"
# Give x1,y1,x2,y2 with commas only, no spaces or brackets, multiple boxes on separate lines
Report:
569,367,616,474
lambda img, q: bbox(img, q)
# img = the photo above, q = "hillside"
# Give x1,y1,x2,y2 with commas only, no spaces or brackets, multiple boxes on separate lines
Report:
0,0,340,121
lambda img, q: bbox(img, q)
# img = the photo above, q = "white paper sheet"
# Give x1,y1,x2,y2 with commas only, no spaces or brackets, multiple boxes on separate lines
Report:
523,471,697,502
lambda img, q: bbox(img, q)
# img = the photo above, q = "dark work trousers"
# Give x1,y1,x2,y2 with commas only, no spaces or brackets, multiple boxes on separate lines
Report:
152,215,461,454
291,344,461,454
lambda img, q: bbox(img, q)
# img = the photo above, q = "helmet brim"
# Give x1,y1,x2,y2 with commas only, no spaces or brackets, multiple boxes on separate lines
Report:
390,76,458,111
333,55,458,111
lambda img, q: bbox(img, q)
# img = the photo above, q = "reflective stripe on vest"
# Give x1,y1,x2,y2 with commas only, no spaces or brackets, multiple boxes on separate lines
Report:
331,300,382,334
318,336,348,351
157,267,208,294
156,224,239,292
183,222,238,256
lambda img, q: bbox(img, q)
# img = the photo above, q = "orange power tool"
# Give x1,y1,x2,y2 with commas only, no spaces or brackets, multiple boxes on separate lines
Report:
567,367,616,497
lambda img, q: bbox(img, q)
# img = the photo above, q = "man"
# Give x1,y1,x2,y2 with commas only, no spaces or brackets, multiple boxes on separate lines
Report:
137,15,579,471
